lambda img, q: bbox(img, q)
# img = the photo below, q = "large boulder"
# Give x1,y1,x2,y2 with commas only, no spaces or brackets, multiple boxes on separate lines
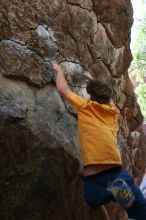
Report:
0,0,145,219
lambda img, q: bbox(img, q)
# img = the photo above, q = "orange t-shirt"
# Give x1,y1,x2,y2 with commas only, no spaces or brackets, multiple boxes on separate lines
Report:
67,92,122,166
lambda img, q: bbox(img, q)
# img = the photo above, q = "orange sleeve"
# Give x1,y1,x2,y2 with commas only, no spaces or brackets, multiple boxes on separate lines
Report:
66,92,87,112
102,104,120,116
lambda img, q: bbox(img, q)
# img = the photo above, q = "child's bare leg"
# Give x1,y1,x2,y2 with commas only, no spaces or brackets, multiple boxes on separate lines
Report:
96,205,110,220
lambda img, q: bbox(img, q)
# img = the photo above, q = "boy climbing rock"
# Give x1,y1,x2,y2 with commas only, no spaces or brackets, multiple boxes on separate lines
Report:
53,64,146,220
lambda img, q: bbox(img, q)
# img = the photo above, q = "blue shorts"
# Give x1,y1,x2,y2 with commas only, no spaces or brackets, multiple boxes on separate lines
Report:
82,167,146,220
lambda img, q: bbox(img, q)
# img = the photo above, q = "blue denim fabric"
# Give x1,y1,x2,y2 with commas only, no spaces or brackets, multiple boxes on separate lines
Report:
82,168,146,220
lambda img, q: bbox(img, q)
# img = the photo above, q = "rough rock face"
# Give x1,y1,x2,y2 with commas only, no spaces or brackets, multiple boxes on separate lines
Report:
0,1,145,220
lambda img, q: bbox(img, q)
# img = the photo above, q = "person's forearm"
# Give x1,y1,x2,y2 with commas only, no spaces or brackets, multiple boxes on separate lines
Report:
56,70,68,93
53,64,71,97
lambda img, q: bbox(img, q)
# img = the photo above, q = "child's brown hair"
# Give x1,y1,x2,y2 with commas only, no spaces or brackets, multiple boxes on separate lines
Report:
86,80,112,104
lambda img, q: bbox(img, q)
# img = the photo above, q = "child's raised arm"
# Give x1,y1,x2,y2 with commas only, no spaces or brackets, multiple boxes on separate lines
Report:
53,64,71,98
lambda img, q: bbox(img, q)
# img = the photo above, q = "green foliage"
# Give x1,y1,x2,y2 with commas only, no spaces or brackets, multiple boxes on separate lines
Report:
135,84,146,117
130,8,146,118
131,21,146,82
140,0,146,3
